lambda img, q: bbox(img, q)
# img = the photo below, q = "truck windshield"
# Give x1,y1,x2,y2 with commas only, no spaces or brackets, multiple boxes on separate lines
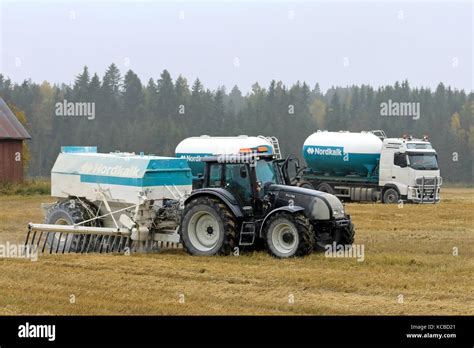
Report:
408,153,439,170
256,160,279,185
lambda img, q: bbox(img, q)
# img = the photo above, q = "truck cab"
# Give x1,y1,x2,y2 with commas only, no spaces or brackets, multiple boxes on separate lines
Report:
379,136,441,203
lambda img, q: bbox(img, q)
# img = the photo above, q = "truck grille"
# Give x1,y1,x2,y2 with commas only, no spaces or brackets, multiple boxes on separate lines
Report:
415,177,442,186
413,185,440,203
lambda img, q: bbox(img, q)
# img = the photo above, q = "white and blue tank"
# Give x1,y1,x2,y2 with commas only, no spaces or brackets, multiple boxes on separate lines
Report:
175,135,274,176
51,146,193,204
303,131,383,177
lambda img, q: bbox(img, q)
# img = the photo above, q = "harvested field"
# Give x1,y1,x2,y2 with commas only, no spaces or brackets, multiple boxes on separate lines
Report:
0,188,472,315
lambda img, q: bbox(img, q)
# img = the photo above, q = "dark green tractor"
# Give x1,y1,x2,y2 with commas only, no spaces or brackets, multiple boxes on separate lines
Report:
180,154,355,258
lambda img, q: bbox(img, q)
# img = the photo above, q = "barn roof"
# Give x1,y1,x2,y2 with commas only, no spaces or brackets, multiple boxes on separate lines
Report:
0,98,31,140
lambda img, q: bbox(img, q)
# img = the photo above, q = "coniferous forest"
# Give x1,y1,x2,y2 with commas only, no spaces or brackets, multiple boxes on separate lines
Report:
0,64,472,183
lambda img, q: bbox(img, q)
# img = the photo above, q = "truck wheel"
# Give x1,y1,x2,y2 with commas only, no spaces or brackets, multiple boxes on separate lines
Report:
298,181,314,190
181,197,237,256
316,182,334,194
264,212,314,258
382,188,399,204
44,200,99,253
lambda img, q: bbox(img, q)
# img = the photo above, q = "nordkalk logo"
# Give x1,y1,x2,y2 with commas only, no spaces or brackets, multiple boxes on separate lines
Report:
307,146,343,156
81,162,141,178
179,154,203,162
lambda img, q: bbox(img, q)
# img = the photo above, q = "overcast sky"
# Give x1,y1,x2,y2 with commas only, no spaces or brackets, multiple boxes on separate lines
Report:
0,0,472,93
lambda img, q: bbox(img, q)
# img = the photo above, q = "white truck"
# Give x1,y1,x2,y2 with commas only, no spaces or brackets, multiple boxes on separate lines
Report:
300,130,442,203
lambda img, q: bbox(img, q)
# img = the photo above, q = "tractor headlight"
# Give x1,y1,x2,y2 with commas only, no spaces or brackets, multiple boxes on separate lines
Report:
332,208,345,219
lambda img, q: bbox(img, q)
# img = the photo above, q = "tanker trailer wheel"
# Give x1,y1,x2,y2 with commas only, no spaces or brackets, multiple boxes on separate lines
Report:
264,212,314,258
382,188,399,204
44,200,99,253
316,182,334,194
180,197,237,256
298,181,314,190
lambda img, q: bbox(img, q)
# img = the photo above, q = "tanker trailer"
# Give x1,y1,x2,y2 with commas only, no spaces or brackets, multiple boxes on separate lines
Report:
301,130,442,203
175,135,277,186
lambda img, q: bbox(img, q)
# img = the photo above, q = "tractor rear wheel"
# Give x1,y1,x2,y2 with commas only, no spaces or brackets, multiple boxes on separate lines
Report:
180,196,237,256
264,212,314,258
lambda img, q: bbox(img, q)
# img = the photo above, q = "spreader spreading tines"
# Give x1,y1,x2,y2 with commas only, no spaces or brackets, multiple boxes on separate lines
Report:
25,223,132,254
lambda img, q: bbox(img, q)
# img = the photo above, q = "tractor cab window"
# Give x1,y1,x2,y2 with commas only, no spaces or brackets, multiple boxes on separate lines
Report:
208,164,222,187
224,164,253,206
256,160,278,185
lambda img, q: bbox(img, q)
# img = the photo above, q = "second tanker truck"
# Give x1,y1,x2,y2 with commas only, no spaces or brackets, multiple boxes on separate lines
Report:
300,130,442,203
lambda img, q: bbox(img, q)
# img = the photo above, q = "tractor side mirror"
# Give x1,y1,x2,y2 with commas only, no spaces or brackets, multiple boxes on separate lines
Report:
292,159,300,177
240,166,247,179
286,157,299,181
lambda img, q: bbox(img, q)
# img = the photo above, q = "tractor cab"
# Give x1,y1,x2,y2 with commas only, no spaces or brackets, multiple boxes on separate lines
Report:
199,153,282,215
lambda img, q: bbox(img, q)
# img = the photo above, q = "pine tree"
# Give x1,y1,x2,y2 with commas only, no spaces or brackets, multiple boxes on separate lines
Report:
89,73,101,98
102,63,122,97
122,70,143,115
157,69,176,119
73,66,90,101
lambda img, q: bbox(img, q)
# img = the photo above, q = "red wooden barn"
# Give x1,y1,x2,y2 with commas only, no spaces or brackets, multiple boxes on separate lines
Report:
0,98,31,183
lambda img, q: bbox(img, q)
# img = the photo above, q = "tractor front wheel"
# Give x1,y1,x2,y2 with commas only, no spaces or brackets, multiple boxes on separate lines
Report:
314,221,355,251
264,212,314,258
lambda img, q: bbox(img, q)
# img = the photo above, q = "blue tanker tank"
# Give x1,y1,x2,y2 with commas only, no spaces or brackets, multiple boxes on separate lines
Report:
302,131,383,178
